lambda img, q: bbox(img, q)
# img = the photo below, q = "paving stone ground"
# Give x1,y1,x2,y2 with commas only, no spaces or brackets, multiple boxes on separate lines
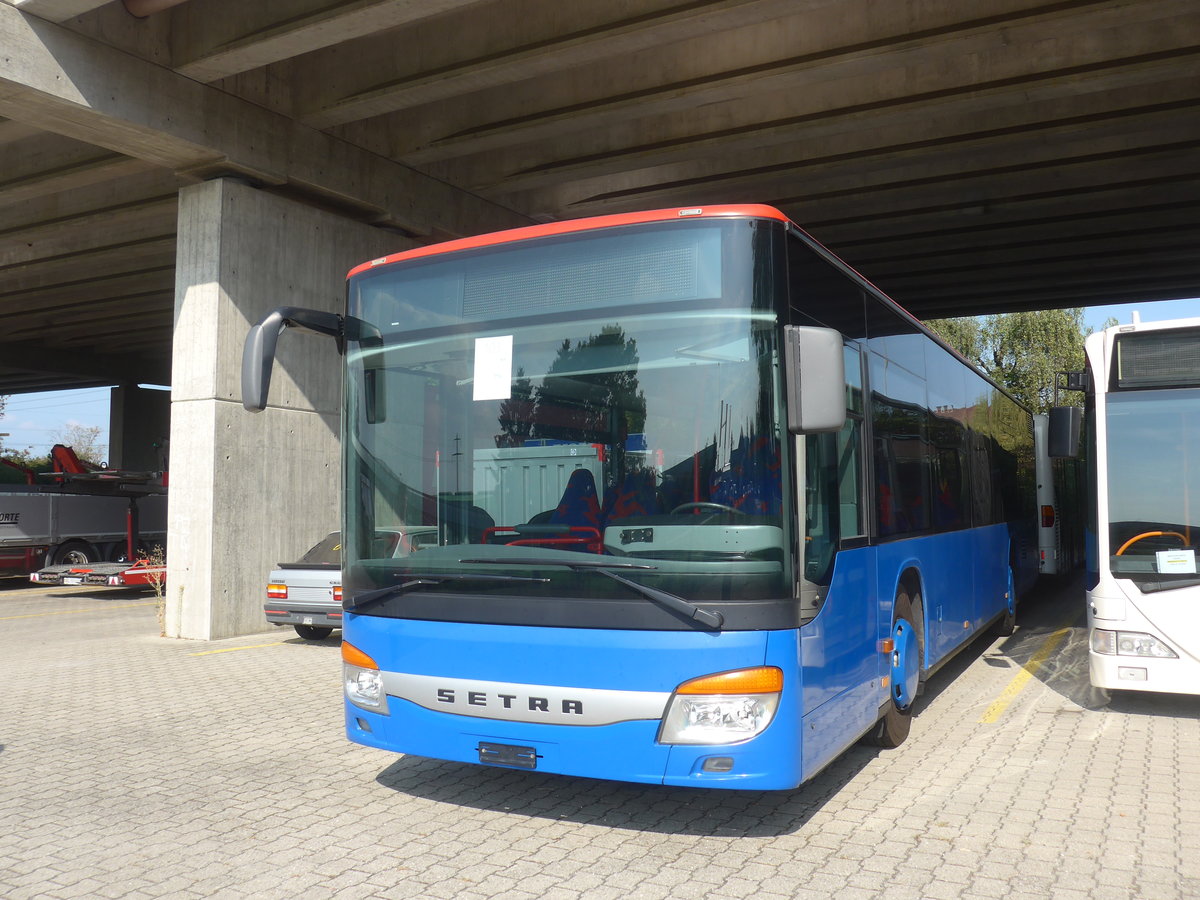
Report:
0,575,1197,900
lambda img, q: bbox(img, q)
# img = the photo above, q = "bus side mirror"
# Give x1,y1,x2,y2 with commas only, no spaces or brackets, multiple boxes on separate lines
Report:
784,325,846,434
1048,406,1081,458
242,307,343,412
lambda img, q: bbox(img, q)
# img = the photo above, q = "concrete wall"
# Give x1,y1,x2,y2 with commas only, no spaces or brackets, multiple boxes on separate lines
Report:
166,177,404,640
108,385,170,473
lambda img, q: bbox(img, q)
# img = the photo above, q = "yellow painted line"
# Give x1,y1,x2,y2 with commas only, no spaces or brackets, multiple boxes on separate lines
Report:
189,642,288,657
0,601,157,620
979,619,1075,724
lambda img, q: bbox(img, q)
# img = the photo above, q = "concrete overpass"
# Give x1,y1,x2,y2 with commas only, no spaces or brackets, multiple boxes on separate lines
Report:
1,0,1198,636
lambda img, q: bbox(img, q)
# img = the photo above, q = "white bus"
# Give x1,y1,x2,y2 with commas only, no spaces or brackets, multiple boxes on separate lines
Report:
1052,313,1200,694
1033,413,1083,578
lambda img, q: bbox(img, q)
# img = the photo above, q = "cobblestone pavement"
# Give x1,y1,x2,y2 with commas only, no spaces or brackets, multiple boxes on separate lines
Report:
1,575,1197,900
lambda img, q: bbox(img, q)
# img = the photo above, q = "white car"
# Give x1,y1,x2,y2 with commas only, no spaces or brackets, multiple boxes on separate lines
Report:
263,528,436,640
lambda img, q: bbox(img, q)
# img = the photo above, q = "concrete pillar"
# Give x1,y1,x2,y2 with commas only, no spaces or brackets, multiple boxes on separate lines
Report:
108,385,170,473
167,178,404,640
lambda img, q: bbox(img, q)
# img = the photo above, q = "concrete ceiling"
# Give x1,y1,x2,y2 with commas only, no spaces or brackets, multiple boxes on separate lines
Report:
1,0,1198,395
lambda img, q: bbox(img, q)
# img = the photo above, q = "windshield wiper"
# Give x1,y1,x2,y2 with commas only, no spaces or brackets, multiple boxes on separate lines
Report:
343,572,549,613
460,557,724,629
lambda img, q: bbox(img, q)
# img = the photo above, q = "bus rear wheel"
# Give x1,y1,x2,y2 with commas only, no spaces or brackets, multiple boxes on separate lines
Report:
865,589,919,748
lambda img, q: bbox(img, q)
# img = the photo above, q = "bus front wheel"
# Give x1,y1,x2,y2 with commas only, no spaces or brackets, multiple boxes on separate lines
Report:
866,589,919,748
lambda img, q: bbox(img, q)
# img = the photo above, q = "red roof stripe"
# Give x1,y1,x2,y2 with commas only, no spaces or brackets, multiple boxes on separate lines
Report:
346,204,790,279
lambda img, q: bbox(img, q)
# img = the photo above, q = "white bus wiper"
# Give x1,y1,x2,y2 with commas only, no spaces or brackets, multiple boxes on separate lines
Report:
343,573,549,612
459,557,725,629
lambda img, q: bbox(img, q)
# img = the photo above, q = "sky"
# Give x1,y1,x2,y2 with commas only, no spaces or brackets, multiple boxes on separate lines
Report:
2,297,1200,461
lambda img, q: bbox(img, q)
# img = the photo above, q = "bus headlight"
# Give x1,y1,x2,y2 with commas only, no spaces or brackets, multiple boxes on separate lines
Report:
1091,629,1178,659
342,642,388,712
659,667,782,745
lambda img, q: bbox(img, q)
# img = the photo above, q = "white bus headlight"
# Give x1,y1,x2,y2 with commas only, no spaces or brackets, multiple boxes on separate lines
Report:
659,667,782,745
1091,629,1178,659
342,642,388,711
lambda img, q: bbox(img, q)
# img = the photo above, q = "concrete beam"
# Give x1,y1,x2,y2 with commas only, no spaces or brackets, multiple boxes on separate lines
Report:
0,133,157,206
7,0,111,23
820,198,1200,267
392,0,1198,171
290,0,800,129
550,111,1200,218
0,166,183,227
0,194,178,267
169,0,487,82
473,62,1199,196
0,272,174,339
0,236,175,291
0,339,167,382
0,3,531,238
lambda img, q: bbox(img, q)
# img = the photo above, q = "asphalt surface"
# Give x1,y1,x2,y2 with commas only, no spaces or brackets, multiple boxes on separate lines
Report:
1,574,1197,899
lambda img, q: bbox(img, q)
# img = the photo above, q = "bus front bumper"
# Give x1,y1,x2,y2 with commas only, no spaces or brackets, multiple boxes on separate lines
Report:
344,697,803,790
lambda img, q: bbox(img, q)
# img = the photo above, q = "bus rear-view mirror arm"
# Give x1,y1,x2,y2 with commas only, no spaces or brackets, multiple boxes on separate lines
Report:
783,325,846,434
242,306,343,412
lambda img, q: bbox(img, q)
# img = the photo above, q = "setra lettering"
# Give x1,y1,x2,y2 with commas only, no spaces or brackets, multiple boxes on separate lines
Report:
432,686,584,715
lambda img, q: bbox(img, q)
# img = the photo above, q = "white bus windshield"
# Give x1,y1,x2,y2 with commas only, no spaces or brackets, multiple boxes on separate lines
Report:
1106,387,1200,591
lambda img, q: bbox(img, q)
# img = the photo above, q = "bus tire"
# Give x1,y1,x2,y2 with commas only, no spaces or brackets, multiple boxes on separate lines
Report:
293,624,334,641
865,589,918,748
50,541,97,566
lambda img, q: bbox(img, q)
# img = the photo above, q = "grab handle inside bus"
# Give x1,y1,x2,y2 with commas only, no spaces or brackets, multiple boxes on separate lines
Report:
783,325,846,434
242,306,343,412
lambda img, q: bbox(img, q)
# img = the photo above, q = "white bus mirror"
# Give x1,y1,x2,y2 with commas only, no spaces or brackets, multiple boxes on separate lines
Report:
784,325,846,434
1048,406,1081,458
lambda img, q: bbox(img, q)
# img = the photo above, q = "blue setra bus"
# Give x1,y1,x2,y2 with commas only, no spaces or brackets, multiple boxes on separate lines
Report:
244,205,1037,789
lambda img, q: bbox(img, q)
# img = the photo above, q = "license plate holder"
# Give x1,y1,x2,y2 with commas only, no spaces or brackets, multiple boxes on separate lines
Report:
478,742,538,769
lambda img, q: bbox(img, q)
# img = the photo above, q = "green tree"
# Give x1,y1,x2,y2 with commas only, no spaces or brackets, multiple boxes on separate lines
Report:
926,308,1088,413
53,423,107,466
532,326,646,443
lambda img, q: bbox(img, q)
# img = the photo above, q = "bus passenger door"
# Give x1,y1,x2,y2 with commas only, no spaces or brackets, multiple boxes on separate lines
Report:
797,352,878,776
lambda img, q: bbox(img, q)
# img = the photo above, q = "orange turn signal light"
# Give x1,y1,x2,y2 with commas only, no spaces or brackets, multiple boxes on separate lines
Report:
267,583,288,599
675,666,783,695
341,641,378,670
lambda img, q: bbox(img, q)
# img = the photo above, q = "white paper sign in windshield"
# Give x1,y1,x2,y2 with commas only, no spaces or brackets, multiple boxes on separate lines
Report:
473,335,513,401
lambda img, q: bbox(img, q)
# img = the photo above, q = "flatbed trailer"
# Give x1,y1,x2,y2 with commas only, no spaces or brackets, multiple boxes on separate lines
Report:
0,476,166,575
31,560,166,588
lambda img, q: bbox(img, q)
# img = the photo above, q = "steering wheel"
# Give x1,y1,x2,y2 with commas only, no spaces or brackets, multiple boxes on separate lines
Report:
670,502,744,516
1114,530,1189,556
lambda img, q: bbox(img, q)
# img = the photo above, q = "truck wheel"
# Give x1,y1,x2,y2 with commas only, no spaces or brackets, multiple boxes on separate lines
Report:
51,541,97,566
294,624,334,641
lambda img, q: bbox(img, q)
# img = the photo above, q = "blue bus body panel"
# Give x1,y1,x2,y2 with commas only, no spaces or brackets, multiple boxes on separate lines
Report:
797,524,1013,780
345,524,1017,790
344,616,806,790
798,545,880,778
872,525,1009,665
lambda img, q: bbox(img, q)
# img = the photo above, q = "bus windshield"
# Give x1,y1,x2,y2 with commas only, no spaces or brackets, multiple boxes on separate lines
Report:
342,221,792,619
1106,388,1200,591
